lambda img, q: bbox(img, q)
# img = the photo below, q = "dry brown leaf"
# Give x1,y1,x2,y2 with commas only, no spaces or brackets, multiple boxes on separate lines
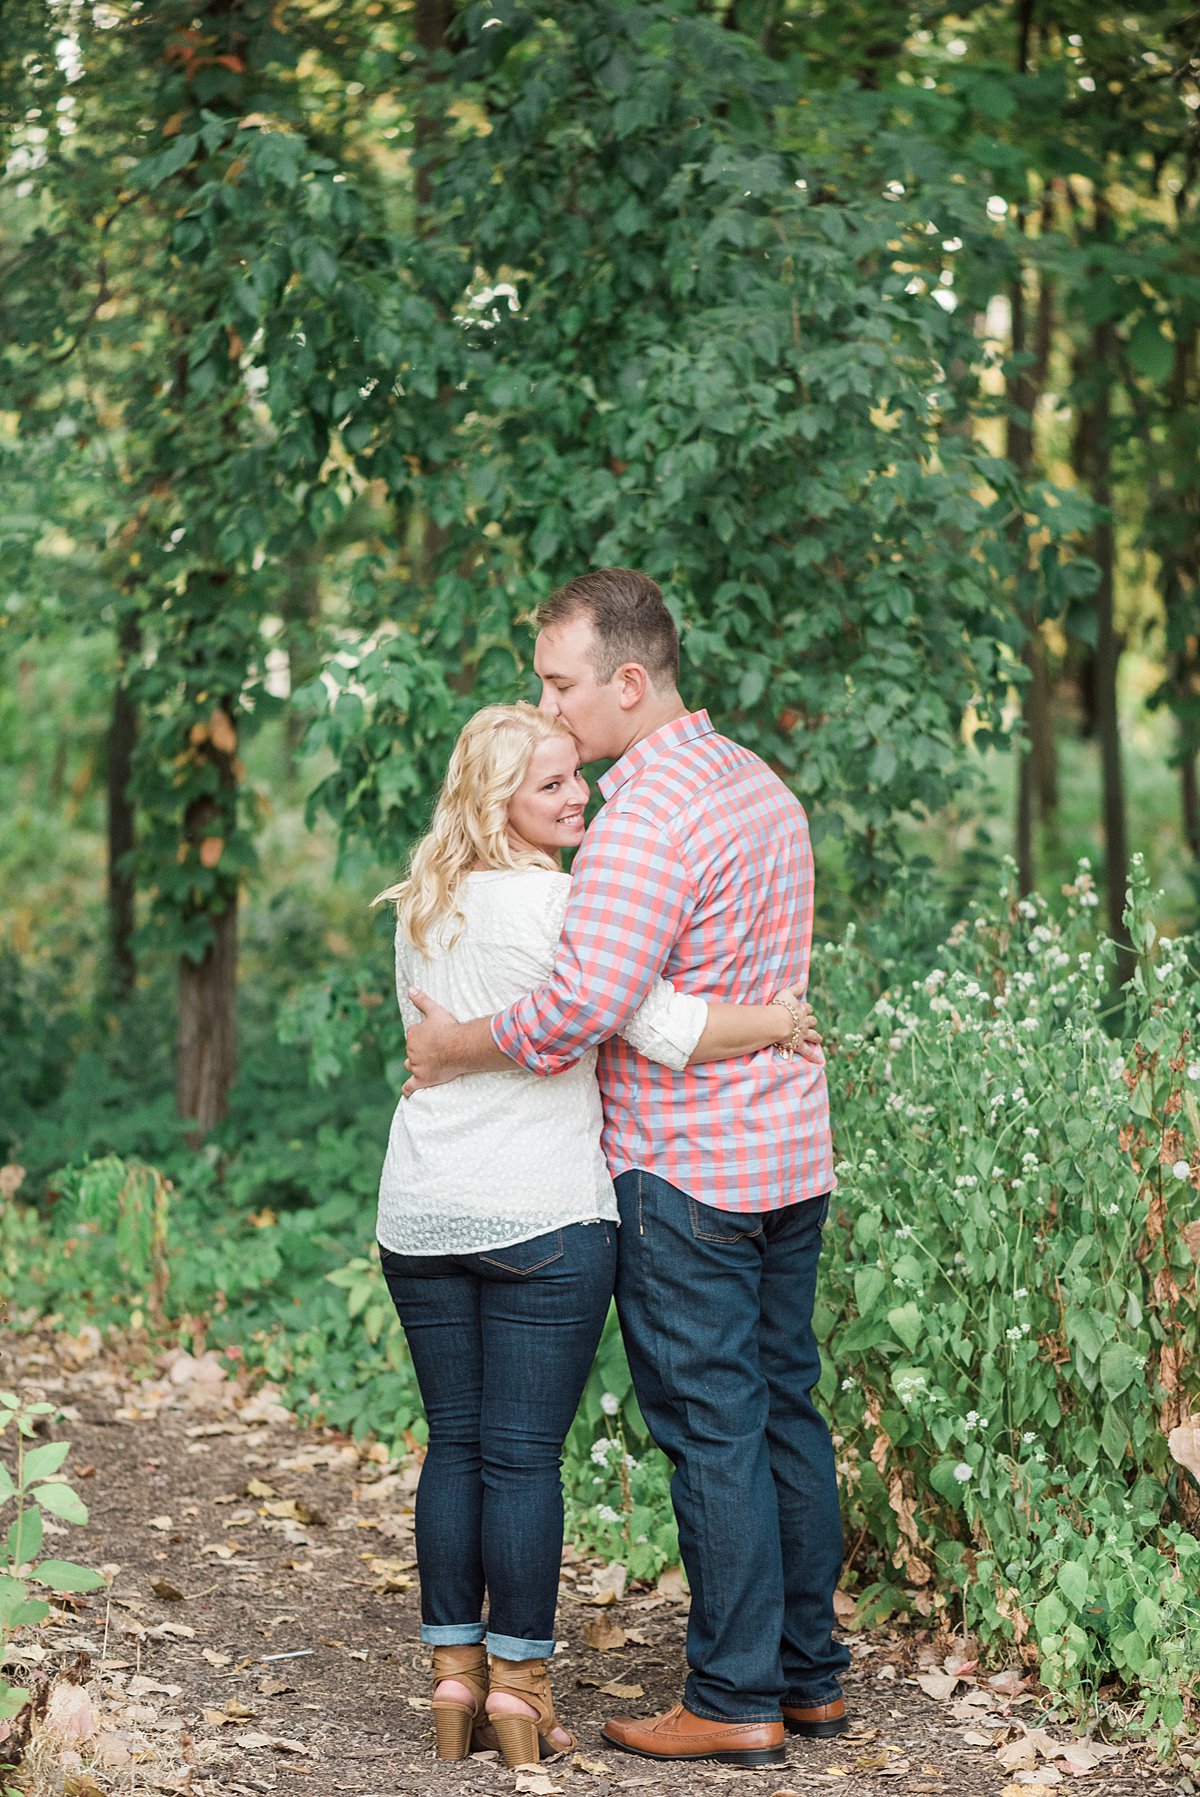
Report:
223,1699,257,1719
128,1675,181,1698
876,1758,911,1777
583,1616,627,1652
232,1730,310,1753
656,1565,688,1601
202,1648,232,1669
149,1577,185,1602
146,1515,175,1532
1002,1785,1057,1797
573,1754,613,1774
1167,1417,1200,1484
513,1773,562,1796
246,1478,277,1499
832,1590,857,1624
202,1709,236,1728
258,1676,296,1696
596,1679,643,1700
916,1671,961,1702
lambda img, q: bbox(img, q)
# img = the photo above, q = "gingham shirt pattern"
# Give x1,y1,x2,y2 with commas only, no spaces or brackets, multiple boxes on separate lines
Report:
491,710,835,1213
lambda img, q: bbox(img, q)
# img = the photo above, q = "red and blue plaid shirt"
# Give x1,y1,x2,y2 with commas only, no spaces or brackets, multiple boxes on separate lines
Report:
491,710,835,1213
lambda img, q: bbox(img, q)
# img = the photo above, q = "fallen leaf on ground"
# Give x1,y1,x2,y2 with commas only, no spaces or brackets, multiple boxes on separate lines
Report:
573,1754,612,1773
258,1676,296,1696
916,1670,961,1702
988,1669,1030,1696
146,1621,194,1640
128,1675,181,1698
149,1578,184,1602
656,1565,687,1601
514,1773,562,1796
202,1709,237,1728
877,1758,911,1777
246,1478,277,1498
44,1684,101,1745
1003,1785,1057,1797
146,1515,174,1532
583,1616,627,1651
1168,1417,1200,1484
202,1648,231,1668
596,1679,643,1700
1017,1772,1063,1787
232,1730,310,1753
832,1591,857,1624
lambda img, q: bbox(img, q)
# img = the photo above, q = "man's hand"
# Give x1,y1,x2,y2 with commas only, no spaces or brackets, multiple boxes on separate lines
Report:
402,989,467,1096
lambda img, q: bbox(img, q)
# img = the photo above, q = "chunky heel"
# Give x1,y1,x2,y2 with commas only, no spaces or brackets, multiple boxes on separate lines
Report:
430,1642,490,1761
486,1655,575,1767
433,1704,475,1759
491,1711,541,1769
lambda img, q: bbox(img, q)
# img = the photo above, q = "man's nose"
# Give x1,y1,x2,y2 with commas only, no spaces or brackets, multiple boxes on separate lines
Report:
538,687,558,715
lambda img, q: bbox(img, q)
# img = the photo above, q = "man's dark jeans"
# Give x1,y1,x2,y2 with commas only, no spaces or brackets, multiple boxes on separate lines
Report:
379,1221,615,1657
613,1171,849,1721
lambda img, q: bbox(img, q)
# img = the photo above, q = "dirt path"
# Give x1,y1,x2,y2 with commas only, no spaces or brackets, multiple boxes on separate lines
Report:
0,1328,1180,1797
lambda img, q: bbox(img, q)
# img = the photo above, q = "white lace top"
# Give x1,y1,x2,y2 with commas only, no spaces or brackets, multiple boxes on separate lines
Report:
376,868,707,1255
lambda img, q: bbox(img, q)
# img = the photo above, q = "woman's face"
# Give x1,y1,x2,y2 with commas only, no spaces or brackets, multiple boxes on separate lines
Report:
505,737,589,856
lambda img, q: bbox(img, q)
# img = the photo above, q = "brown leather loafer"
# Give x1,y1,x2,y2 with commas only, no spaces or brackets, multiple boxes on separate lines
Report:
602,1701,786,1766
782,1696,848,1737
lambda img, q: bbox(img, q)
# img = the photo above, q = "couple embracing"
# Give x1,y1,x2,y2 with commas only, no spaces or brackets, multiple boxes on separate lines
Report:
373,568,848,1771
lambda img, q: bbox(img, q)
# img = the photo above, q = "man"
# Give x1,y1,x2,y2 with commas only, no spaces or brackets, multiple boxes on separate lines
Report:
404,568,849,1767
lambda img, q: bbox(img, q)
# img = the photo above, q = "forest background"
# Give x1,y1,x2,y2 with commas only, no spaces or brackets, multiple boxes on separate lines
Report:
4,0,1200,1747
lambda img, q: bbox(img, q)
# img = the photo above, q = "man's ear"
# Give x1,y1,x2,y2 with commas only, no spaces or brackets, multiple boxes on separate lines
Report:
615,662,648,710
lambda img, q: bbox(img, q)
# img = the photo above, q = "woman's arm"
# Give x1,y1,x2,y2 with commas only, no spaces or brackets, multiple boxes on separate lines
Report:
618,977,822,1069
688,984,821,1065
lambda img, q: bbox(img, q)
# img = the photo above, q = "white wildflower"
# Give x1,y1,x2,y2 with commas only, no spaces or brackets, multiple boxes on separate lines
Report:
600,1392,620,1416
1172,1160,1191,1181
953,1462,972,1483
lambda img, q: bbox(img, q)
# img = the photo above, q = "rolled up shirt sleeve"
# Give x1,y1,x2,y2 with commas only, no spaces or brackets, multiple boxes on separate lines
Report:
492,806,695,1076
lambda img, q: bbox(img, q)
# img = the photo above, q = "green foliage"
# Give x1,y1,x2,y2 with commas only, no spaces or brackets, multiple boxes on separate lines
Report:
810,858,1200,1740
0,1395,105,1726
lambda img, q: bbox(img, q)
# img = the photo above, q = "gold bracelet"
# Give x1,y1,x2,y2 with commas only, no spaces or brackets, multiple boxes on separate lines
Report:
771,992,806,1059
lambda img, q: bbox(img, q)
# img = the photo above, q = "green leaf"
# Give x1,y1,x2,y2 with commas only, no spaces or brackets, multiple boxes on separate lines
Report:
1056,1559,1089,1609
1126,319,1174,384
887,1302,922,1352
28,1559,107,1594
6,1507,42,1566
22,1441,70,1485
1034,1591,1067,1638
0,1684,31,1721
1099,1343,1143,1400
32,1482,88,1526
0,1574,28,1629
854,1266,886,1315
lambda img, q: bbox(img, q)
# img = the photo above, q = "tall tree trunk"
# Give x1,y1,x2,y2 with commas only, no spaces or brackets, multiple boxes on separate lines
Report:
1077,314,1131,967
177,898,238,1141
107,610,139,995
175,698,240,1140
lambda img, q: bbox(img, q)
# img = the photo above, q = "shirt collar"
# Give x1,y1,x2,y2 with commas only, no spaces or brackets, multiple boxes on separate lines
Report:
599,709,715,801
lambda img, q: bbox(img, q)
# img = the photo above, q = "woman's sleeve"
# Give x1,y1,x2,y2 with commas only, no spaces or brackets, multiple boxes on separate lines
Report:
393,925,419,1030
618,979,707,1070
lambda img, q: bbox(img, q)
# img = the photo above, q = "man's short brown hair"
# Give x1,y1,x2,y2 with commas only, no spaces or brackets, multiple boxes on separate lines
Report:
535,568,680,690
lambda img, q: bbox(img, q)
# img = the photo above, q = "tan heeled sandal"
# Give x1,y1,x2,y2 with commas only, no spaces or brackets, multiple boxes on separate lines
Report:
486,1654,576,1768
431,1642,489,1760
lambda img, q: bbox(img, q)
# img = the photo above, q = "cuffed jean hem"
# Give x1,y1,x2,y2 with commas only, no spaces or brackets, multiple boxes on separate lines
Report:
486,1631,556,1660
420,1622,486,1646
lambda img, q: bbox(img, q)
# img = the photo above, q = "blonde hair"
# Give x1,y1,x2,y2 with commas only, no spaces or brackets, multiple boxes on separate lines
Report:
374,703,574,954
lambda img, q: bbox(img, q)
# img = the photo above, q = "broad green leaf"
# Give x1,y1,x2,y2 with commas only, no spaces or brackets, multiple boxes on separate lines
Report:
887,1303,922,1353
1056,1560,1089,1609
6,1507,42,1567
28,1559,107,1594
32,1482,88,1526
854,1266,886,1315
1098,1343,1143,1400
22,1442,71,1485
1126,319,1174,384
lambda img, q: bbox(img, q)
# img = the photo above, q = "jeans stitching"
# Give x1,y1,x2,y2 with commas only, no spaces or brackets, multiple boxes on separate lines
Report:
478,1229,564,1275
686,1195,763,1244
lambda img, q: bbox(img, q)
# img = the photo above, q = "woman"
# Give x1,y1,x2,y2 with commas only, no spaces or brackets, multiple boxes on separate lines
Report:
374,703,817,1768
